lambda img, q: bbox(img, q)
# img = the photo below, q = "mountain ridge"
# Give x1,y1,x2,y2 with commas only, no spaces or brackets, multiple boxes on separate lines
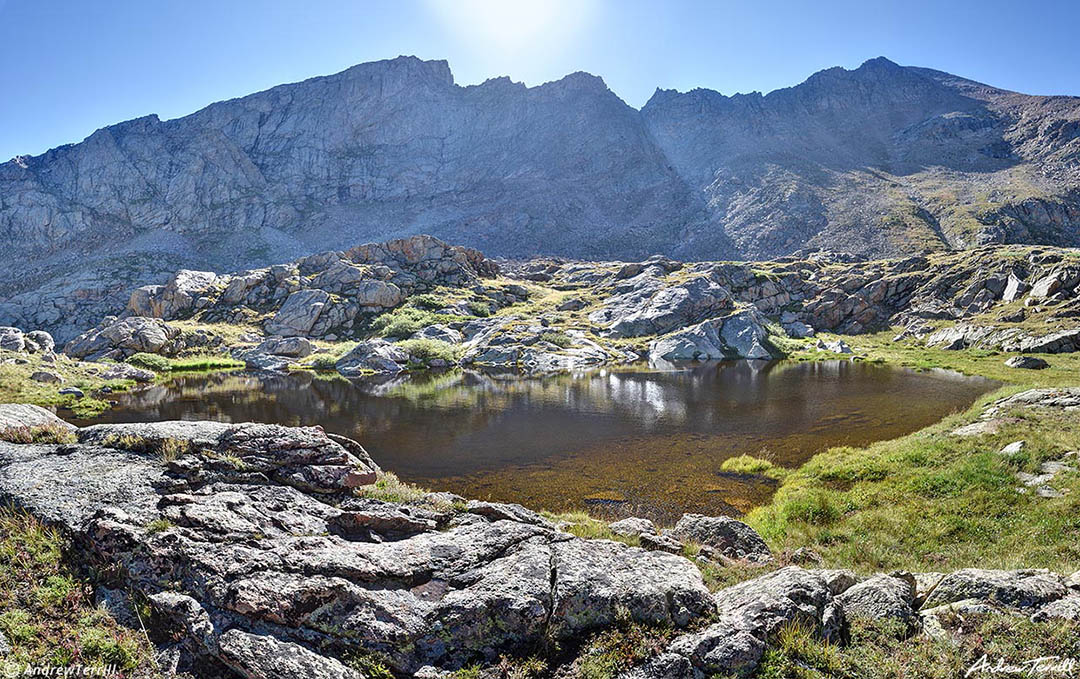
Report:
2,55,1079,340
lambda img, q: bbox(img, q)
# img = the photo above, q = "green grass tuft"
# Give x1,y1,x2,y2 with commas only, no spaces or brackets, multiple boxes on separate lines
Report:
100,434,190,463
720,454,788,479
370,307,468,338
354,471,430,504
128,352,242,373
539,331,573,348
125,353,171,372
574,610,674,679
395,338,460,363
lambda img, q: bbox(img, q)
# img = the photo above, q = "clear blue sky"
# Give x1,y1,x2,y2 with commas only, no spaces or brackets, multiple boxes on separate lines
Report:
2,0,1079,161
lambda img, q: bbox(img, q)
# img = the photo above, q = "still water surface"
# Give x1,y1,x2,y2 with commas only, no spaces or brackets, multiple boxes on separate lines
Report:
87,360,996,522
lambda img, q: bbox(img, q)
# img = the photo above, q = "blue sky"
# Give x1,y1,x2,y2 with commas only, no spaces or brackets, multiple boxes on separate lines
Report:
2,0,1079,161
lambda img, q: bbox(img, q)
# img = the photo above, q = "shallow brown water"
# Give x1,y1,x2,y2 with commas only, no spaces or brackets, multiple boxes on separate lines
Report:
87,360,996,523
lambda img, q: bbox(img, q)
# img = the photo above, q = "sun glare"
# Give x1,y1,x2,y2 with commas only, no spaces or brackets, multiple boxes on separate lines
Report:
426,0,594,58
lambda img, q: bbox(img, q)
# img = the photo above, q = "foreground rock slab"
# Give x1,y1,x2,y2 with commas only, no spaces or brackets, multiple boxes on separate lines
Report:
0,414,715,677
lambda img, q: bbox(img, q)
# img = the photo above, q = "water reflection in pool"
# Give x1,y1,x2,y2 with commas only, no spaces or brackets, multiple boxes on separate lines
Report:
86,360,996,522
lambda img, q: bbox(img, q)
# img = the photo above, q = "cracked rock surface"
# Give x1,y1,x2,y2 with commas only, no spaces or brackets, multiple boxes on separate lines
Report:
0,415,714,677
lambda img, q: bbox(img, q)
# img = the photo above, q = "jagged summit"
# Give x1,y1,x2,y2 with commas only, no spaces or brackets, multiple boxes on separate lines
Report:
2,55,1079,340
643,56,914,109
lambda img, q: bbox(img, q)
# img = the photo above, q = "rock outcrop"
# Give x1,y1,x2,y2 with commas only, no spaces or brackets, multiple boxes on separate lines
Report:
0,327,55,354
130,235,496,340
648,309,779,362
670,513,773,563
0,403,75,438
663,567,842,676
32,241,1077,381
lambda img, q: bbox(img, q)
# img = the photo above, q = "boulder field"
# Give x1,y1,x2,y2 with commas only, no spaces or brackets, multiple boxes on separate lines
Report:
4,236,1071,381
0,402,1078,678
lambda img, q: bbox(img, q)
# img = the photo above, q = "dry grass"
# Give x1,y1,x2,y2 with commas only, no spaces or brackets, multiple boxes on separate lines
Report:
0,423,77,444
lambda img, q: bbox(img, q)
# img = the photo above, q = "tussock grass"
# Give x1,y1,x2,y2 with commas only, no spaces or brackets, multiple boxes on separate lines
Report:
0,352,134,418
752,325,1080,573
541,510,641,547
465,300,491,317
354,471,430,504
538,331,573,349
100,434,190,463
169,319,263,345
144,518,174,535
720,454,789,480
307,354,340,371
573,609,674,679
757,615,1080,679
126,352,242,373
395,338,460,363
370,307,468,338
795,328,1080,388
0,423,77,444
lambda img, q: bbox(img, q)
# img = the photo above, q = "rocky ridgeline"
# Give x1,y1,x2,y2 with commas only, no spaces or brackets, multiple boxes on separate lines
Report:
4,55,1080,349
13,239,1072,380
0,398,1078,678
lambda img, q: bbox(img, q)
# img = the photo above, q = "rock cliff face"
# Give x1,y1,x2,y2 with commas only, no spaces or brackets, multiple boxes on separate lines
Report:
2,56,1079,339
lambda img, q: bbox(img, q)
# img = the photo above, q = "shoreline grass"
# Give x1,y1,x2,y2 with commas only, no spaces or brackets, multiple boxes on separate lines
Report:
125,351,243,373
741,329,1080,574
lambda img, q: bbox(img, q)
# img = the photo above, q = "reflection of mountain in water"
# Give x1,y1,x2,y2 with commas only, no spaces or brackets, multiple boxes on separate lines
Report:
90,361,995,522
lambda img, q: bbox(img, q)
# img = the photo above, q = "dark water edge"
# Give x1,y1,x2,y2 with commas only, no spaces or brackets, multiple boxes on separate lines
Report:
84,360,997,523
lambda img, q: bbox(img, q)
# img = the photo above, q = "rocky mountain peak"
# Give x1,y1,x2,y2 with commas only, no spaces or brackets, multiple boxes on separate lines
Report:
2,56,1079,340
334,54,455,88
543,70,611,93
